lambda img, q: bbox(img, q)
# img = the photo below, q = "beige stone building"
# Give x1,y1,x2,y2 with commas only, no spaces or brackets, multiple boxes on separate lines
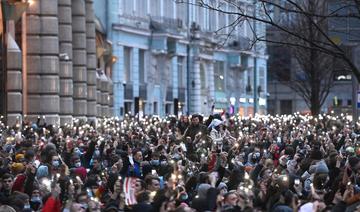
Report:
0,0,113,126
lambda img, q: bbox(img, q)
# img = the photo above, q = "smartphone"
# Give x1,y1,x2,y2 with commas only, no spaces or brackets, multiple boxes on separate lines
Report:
295,179,300,186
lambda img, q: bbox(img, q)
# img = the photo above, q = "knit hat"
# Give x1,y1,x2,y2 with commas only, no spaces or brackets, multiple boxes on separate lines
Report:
74,167,87,181
315,161,329,174
15,154,24,162
36,165,49,179
217,182,228,191
11,163,25,174
208,119,223,129
197,183,211,198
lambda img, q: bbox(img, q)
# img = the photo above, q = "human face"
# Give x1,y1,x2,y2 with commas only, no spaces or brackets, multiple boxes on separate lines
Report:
2,178,13,191
150,179,160,191
135,180,143,193
134,151,143,162
191,117,199,125
225,193,238,206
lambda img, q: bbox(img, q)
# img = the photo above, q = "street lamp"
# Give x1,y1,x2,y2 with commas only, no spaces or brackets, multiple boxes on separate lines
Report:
122,81,126,115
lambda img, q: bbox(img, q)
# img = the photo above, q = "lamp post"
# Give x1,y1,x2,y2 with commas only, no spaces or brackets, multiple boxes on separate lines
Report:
122,81,126,115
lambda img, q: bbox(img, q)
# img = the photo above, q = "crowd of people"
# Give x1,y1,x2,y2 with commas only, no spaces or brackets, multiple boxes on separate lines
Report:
0,112,359,212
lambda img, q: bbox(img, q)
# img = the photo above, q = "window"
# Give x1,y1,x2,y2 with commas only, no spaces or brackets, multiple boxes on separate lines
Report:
164,0,174,18
125,102,132,114
348,99,352,106
124,47,131,82
200,63,207,90
153,102,158,114
178,57,184,87
214,61,225,91
136,0,147,17
150,0,160,16
197,4,204,29
176,1,187,24
280,100,292,114
123,0,134,15
139,49,145,83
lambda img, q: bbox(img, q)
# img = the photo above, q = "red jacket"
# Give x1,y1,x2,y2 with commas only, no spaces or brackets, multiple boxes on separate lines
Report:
42,196,62,212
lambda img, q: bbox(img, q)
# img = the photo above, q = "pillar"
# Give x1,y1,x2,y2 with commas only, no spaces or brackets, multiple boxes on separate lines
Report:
85,0,97,121
58,0,73,125
208,61,215,114
26,0,42,122
7,35,22,125
96,72,101,117
112,45,124,117
40,0,60,125
72,0,87,121
190,56,201,114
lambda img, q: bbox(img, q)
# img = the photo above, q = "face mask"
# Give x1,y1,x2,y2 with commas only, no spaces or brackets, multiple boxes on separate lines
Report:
24,204,31,209
52,160,60,167
94,150,100,156
75,162,81,168
151,160,160,166
31,196,41,203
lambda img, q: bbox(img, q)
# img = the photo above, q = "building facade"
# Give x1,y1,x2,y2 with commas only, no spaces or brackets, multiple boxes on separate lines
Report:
94,0,268,117
0,0,113,126
266,0,356,115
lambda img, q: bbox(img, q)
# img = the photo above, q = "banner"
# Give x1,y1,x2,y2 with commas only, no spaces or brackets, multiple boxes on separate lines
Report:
123,177,137,205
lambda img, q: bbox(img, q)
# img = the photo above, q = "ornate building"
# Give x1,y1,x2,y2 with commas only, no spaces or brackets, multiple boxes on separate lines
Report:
0,0,113,126
95,0,268,117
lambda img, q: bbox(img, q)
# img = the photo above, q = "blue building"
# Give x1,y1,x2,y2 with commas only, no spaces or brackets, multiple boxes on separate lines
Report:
94,0,268,117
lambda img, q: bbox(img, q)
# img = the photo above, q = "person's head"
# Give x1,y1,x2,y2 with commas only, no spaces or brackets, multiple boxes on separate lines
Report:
133,150,143,162
70,203,86,212
2,173,14,191
223,190,238,206
135,179,146,194
76,191,89,205
88,200,101,212
91,158,100,169
51,155,60,168
72,156,82,168
191,116,199,126
145,176,160,192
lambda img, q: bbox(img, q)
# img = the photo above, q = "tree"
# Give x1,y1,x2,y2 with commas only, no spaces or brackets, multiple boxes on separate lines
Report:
177,0,360,115
273,0,341,115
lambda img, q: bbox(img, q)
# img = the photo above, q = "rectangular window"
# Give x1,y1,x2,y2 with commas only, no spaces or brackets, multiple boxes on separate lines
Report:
280,100,292,114
124,47,131,82
214,61,225,91
176,1,187,25
178,57,184,88
153,102,158,114
164,0,174,18
348,99,352,106
139,49,145,83
123,0,134,15
150,0,160,16
136,0,147,17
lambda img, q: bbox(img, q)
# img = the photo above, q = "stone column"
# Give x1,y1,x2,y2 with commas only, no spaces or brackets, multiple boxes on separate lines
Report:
190,56,201,114
7,35,22,125
96,72,101,117
208,61,215,114
100,73,109,117
112,45,124,117
40,0,60,125
172,56,178,99
85,0,97,121
108,79,114,117
26,0,42,122
72,0,87,121
58,0,73,125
